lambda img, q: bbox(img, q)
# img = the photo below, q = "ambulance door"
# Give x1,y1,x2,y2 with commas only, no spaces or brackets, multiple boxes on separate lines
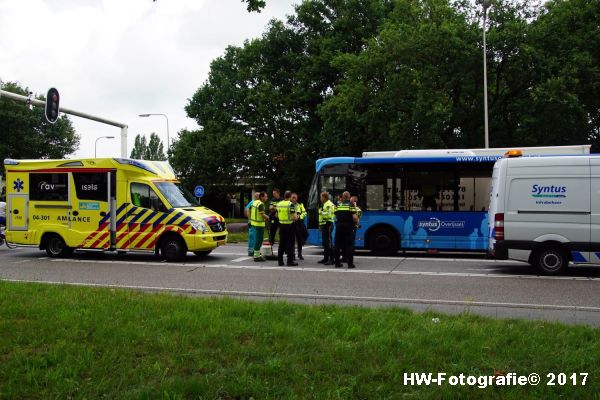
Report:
7,194,28,231
71,171,112,249
127,182,168,250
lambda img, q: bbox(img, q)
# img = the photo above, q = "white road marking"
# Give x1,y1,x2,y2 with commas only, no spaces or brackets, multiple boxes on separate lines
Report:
46,258,600,281
231,257,251,263
211,251,521,263
2,277,600,313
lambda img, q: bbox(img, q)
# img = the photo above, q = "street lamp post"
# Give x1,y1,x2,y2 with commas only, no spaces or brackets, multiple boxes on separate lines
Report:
139,113,170,155
479,0,491,148
95,136,115,157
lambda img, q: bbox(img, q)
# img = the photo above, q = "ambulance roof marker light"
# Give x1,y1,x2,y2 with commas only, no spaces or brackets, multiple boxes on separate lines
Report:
504,149,523,158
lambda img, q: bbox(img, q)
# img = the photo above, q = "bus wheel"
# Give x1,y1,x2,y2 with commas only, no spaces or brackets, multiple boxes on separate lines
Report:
45,234,74,258
533,245,568,276
368,227,398,256
161,234,187,262
194,250,212,257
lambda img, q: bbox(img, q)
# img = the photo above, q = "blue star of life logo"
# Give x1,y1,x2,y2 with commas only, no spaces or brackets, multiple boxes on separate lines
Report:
13,178,24,192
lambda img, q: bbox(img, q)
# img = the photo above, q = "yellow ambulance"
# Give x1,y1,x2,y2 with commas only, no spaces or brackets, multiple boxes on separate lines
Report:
4,158,227,261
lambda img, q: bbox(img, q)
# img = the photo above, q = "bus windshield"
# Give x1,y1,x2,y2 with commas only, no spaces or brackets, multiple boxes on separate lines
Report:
155,182,199,208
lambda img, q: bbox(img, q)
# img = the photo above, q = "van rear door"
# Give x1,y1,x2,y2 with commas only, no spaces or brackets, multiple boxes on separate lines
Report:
591,158,600,264
487,160,504,253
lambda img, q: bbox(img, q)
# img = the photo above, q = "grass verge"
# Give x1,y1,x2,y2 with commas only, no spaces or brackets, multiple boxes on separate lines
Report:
0,281,598,399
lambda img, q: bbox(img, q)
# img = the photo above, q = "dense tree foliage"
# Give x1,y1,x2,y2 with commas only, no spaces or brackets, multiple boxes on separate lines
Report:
130,133,166,161
173,0,600,195
0,82,79,162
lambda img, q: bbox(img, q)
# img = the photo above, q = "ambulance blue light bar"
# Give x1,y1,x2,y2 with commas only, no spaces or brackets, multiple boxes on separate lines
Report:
113,158,157,175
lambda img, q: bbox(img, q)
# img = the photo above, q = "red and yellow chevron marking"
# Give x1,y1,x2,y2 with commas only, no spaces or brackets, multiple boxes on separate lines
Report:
79,204,199,251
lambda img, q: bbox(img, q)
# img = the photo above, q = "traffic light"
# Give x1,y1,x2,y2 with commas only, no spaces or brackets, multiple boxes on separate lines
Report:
45,87,60,124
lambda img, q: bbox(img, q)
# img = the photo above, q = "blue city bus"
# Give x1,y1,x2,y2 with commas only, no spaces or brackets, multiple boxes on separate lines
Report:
306,146,591,255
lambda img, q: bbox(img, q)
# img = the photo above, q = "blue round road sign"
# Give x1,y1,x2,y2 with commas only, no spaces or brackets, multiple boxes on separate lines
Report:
194,185,205,198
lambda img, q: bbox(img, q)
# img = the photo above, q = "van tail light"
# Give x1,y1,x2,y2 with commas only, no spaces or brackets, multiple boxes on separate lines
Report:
494,213,504,240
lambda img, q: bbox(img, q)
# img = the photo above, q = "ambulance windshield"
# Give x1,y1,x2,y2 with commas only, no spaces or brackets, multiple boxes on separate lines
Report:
155,182,200,208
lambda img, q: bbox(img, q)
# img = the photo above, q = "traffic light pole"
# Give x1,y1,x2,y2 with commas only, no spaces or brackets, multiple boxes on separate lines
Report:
0,89,129,157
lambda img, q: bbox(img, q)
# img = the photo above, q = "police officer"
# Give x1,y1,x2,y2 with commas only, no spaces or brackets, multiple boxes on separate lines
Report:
291,192,307,260
268,188,282,244
276,190,298,266
250,191,270,262
334,191,358,269
317,192,335,265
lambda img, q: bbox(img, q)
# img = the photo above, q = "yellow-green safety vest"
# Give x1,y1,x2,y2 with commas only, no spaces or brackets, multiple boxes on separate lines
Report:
277,200,295,225
250,200,265,227
295,203,307,220
319,200,335,225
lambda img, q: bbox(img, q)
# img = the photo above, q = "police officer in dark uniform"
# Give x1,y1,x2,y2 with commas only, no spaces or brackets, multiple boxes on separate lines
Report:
333,191,358,269
276,190,298,266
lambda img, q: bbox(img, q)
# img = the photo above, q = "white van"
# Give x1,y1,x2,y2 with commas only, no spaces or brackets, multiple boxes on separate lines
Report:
488,153,600,275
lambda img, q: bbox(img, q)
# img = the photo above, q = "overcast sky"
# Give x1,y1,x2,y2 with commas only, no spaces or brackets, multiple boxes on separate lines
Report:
0,0,297,158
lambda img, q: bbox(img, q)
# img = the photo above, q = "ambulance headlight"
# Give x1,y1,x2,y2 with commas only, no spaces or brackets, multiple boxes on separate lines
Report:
190,219,209,233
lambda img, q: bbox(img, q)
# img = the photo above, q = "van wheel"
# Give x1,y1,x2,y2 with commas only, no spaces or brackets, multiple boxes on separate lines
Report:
194,250,212,257
161,235,187,262
533,246,568,276
368,227,398,256
45,234,74,258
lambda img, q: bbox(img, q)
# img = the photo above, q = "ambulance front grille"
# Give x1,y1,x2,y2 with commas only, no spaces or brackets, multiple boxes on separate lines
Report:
208,221,226,233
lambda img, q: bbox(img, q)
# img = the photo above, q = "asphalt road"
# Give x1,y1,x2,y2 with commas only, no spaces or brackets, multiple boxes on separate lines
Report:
1,243,600,326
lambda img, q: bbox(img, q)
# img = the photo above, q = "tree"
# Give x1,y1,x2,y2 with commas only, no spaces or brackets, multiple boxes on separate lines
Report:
176,0,394,195
243,0,266,12
0,81,79,162
130,133,166,160
175,0,600,196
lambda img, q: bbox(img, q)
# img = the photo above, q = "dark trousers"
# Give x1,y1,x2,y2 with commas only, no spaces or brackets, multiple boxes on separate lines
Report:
334,223,354,265
320,222,333,261
293,221,305,256
269,218,280,244
278,223,294,264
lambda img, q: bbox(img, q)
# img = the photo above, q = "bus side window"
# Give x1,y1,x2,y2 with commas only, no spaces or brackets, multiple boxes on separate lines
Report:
458,171,491,212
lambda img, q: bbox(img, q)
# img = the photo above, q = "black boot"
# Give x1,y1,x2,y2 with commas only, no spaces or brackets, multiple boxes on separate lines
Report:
317,258,328,264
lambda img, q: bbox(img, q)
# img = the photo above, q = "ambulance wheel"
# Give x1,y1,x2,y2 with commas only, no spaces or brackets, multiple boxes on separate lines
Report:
161,234,187,262
45,234,74,258
533,245,568,276
368,226,398,256
194,250,212,257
